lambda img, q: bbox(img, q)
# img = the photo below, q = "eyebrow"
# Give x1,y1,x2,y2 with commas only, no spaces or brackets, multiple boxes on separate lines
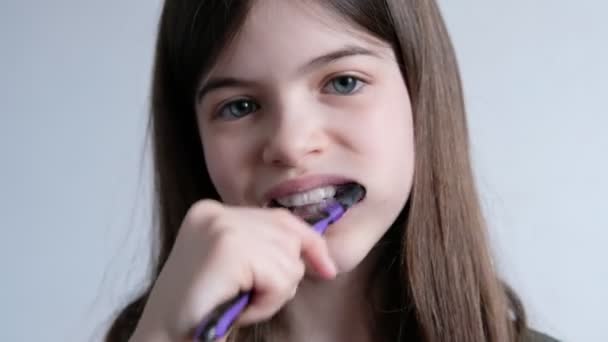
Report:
196,45,381,103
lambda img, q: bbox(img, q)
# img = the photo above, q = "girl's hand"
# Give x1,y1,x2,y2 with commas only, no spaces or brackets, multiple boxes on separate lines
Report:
130,199,337,341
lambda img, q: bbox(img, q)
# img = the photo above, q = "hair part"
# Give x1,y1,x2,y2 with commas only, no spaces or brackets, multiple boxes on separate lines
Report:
105,1,527,341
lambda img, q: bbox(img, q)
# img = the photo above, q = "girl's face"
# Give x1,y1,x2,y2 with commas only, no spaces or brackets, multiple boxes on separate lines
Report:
195,0,414,273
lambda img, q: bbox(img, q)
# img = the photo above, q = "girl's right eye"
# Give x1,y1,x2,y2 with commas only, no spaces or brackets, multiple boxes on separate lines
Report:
214,98,260,120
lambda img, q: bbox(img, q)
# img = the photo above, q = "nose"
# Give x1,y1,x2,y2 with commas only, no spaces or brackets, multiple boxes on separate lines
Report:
261,108,327,167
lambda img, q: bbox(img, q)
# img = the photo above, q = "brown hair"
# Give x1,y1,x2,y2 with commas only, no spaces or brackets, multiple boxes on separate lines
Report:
105,0,527,341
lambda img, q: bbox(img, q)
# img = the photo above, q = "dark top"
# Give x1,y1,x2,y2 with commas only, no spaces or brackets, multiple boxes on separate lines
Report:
525,329,560,342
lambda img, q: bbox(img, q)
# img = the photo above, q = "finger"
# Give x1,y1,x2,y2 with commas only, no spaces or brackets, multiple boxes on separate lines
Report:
271,245,306,286
270,210,337,279
236,251,298,324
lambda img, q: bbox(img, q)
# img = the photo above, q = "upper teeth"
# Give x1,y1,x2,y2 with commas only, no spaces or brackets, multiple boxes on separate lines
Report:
275,186,337,207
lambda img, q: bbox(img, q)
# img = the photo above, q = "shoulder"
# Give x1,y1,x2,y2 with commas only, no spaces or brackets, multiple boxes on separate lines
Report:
523,329,560,342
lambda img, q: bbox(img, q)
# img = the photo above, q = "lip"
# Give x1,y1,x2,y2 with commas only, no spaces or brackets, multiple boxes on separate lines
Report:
261,174,357,206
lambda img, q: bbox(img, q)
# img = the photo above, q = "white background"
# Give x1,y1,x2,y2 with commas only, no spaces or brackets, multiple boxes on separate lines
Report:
1,1,606,341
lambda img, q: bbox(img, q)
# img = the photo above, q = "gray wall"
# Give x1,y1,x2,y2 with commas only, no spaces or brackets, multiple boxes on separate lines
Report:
1,1,606,341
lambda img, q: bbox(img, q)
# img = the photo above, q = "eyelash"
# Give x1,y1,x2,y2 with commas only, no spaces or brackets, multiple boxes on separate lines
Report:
212,74,368,121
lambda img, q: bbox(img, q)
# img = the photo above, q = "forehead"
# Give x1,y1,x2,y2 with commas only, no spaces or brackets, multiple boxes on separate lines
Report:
207,0,391,79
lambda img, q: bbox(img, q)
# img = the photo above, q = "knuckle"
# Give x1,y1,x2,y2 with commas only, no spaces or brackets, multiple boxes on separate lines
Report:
262,271,289,293
183,201,238,251
205,228,238,263
274,277,294,297
185,199,221,226
271,208,295,224
214,228,238,251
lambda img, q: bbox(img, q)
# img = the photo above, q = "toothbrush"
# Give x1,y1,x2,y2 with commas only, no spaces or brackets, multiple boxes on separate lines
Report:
193,185,365,341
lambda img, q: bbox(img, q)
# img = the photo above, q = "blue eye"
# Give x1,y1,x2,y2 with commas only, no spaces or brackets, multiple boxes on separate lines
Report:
324,75,365,95
216,99,259,120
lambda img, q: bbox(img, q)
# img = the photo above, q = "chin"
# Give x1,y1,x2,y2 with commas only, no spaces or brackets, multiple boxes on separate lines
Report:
331,250,369,275
323,215,388,275
323,191,409,276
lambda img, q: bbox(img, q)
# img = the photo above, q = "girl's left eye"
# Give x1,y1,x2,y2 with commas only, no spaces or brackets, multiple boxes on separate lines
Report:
323,75,366,95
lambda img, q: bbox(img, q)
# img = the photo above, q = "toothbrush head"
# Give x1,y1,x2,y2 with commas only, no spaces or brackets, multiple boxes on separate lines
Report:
333,183,366,208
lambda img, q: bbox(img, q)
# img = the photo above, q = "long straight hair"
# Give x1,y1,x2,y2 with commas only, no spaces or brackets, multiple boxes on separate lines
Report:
106,0,527,341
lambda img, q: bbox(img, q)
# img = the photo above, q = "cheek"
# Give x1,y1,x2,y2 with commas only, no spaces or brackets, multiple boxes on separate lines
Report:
349,88,414,162
350,84,415,206
202,136,250,204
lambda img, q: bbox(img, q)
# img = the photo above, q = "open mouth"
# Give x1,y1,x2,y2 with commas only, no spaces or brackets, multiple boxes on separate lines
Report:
268,182,366,221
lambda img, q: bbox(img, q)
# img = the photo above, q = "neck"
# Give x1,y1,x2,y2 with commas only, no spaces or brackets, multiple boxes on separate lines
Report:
275,250,383,342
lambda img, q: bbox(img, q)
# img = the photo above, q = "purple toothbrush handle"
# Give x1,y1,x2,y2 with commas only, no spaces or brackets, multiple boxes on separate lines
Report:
311,202,346,234
194,202,345,341
194,292,251,341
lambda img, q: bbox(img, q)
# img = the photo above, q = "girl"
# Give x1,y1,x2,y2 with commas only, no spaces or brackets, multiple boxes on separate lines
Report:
106,0,557,341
